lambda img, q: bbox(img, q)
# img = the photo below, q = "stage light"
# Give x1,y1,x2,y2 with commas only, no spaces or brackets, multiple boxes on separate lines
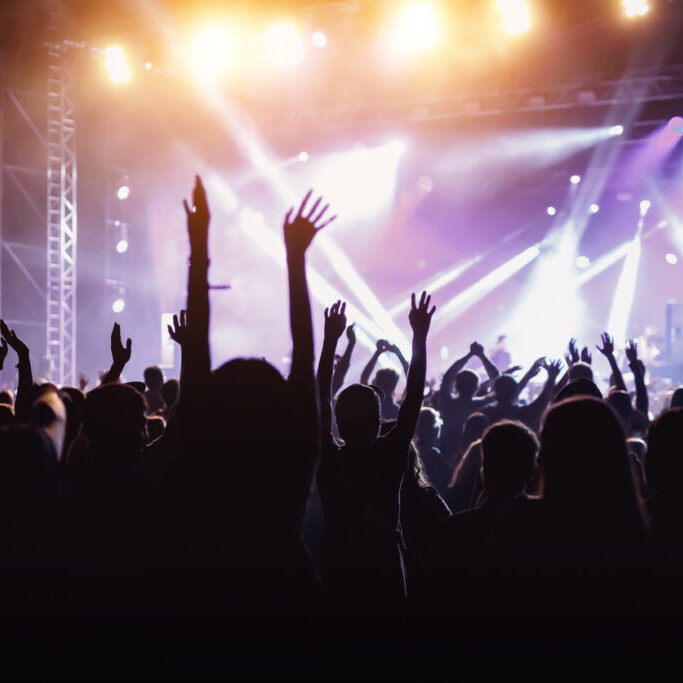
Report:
546,206,556,216
393,2,440,54
497,0,532,36
144,62,152,71
117,185,130,200
666,252,679,265
622,0,650,18
298,151,309,162
576,255,590,269
609,125,625,136
570,174,581,185
189,26,235,83
640,199,651,216
266,22,304,68
116,239,128,253
669,116,683,134
312,31,327,48
105,46,131,84
590,203,600,214
112,298,126,313
440,346,449,360
607,236,641,342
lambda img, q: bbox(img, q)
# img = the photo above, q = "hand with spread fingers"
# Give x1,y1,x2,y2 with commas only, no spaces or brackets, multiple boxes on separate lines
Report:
283,190,336,257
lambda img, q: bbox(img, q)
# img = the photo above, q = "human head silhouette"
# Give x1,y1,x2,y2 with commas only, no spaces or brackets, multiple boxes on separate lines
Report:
607,389,632,424
462,412,489,449
416,407,442,448
670,387,683,409
568,361,593,382
374,368,399,401
645,409,683,496
494,374,519,406
335,383,381,446
481,420,538,499
556,378,602,402
455,369,479,399
161,379,179,408
144,365,164,392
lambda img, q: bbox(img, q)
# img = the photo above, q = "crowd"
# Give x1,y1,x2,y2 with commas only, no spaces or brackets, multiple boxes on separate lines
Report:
1,176,683,672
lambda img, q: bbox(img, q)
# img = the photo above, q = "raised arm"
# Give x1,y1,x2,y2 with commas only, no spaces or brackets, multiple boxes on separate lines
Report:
596,332,626,391
520,359,562,424
0,320,33,422
167,309,188,391
439,348,473,397
180,176,211,406
285,191,336,453
317,301,346,442
470,341,500,382
395,291,435,442
331,322,355,396
100,323,132,385
389,343,410,378
625,339,649,416
517,357,544,393
0,338,7,376
360,339,390,385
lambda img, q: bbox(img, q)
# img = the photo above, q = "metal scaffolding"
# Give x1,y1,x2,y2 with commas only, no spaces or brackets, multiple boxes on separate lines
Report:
46,42,76,386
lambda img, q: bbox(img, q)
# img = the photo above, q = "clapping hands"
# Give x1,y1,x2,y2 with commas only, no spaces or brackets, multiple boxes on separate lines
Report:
0,319,29,362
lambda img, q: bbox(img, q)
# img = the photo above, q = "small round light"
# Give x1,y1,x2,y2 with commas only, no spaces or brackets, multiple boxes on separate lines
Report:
311,31,327,48
610,125,624,136
112,298,125,313
298,151,309,162
570,174,581,185
576,255,590,269
116,239,128,253
145,62,152,71
590,203,600,214
640,199,651,216
117,185,130,200
546,206,556,216
666,252,678,265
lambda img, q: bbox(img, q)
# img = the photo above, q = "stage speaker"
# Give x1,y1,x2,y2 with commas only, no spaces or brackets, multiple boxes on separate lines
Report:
666,302,683,364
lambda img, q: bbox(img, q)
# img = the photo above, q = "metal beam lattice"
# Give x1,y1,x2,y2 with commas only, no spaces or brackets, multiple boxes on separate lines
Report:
46,44,76,386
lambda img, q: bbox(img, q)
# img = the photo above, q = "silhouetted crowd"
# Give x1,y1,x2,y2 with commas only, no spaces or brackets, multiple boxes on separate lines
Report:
1,177,682,674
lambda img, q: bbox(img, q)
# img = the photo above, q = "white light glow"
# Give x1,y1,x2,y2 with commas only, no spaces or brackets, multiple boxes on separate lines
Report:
639,199,651,216
298,151,309,162
666,252,679,265
189,26,236,83
117,185,130,200
622,0,650,18
116,239,128,253
105,46,131,83
607,236,642,342
112,298,126,313
312,31,327,48
590,203,600,214
266,22,304,68
546,206,556,216
570,174,581,185
497,0,532,35
610,125,625,136
576,255,590,269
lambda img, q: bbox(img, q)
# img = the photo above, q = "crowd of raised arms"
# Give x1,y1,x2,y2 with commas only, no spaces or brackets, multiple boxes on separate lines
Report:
1,176,683,672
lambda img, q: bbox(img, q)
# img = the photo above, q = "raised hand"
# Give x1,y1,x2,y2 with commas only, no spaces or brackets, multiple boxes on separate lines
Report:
625,339,638,364
324,300,347,341
78,374,89,392
542,358,563,378
111,322,132,368
409,291,436,340
580,346,592,364
168,309,188,347
0,320,29,361
596,332,615,358
183,175,210,253
566,338,580,366
346,323,356,344
0,337,7,370
283,190,336,256
470,341,484,357
376,339,392,354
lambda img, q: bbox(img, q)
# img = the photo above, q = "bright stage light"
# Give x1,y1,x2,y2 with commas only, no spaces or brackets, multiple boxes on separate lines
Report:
622,0,650,18
607,235,641,342
546,206,556,216
669,116,683,134
666,252,679,265
145,62,152,71
434,245,541,331
105,46,131,84
116,239,128,253
266,22,304,68
640,199,651,216
589,203,600,214
117,185,130,200
112,298,126,313
190,26,236,83
298,151,309,162
570,174,581,185
311,31,327,48
610,125,625,136
497,0,532,36
576,255,590,269
393,2,440,55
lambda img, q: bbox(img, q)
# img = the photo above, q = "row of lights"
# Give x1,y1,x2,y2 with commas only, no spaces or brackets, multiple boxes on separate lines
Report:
103,2,651,84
